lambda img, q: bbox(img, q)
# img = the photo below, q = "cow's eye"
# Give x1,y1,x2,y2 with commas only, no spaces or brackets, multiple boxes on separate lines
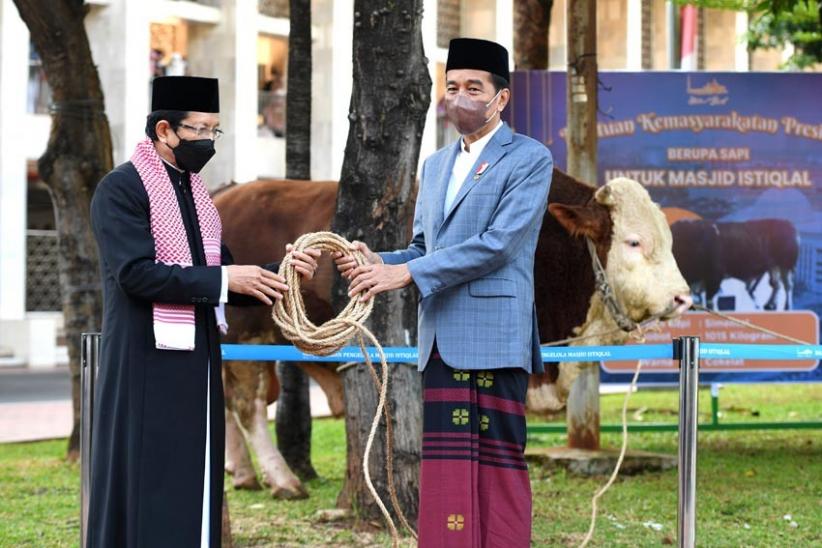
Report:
627,239,641,248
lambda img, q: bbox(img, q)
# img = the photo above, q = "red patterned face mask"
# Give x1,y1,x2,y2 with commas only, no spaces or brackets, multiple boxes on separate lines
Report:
444,89,502,136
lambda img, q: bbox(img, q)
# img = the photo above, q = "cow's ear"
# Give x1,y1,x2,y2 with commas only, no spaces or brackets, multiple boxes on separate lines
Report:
549,203,607,239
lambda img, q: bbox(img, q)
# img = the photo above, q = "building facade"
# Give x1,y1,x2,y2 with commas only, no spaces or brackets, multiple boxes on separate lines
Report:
0,0,795,367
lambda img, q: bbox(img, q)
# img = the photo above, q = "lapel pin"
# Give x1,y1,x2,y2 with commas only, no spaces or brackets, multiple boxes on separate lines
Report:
473,161,490,181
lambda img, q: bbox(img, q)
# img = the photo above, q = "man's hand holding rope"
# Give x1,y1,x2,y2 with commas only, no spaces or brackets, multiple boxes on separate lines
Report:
333,241,413,302
228,243,321,305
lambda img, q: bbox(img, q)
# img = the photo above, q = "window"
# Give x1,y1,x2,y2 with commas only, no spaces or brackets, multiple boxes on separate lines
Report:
27,45,51,115
257,35,288,138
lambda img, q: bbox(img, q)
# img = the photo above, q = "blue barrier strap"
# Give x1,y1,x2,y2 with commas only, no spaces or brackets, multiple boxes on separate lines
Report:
220,344,673,362
700,343,822,361
221,344,418,363
221,343,822,363
541,344,673,362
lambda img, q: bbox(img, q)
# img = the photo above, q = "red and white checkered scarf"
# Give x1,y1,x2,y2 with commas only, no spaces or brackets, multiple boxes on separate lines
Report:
131,137,223,351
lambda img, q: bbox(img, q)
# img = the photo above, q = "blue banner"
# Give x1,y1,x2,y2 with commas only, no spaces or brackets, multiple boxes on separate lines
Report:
503,71,822,384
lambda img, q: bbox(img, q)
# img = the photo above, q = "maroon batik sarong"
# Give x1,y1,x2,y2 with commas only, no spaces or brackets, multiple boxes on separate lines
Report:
418,347,531,548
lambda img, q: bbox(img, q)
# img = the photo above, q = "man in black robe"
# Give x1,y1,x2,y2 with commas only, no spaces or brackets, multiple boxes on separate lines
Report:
87,76,319,547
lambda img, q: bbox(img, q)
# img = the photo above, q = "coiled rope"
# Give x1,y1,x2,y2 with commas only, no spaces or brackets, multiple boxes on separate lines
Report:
271,231,415,547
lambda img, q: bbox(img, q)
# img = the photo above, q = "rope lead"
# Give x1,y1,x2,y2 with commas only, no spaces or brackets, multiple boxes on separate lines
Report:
272,231,416,547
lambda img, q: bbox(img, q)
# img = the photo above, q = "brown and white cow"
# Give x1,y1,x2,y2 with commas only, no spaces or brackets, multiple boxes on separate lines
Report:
213,170,691,498
214,180,340,499
671,218,798,310
530,175,692,411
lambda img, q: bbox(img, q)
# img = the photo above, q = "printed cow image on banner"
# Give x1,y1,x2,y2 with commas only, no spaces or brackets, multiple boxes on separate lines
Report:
504,71,822,383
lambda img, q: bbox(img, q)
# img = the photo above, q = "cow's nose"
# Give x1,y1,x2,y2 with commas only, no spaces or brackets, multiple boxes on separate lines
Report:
674,293,693,310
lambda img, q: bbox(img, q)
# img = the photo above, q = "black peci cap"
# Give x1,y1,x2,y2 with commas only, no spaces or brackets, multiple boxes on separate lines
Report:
151,76,220,113
445,38,510,83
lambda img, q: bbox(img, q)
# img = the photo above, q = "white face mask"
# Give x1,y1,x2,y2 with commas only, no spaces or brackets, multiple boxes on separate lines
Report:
445,89,502,135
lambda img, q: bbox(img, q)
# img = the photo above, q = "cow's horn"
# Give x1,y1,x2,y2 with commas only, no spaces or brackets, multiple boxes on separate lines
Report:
594,184,614,205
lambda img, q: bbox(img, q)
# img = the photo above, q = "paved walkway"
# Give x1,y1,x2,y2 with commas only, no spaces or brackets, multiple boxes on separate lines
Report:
0,366,332,444
0,367,73,443
0,399,74,443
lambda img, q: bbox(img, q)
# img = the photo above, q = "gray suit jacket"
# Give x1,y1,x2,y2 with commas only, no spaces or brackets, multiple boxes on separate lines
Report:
380,123,553,373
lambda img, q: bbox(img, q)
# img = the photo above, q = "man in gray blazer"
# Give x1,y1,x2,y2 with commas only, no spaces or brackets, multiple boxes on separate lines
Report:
336,38,552,547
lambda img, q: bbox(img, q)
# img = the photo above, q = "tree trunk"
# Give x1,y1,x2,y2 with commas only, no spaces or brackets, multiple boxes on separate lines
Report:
332,0,430,524
277,0,317,481
12,0,112,461
286,0,311,179
565,0,599,450
513,0,554,70
221,498,233,548
641,0,653,69
275,361,317,479
565,0,597,186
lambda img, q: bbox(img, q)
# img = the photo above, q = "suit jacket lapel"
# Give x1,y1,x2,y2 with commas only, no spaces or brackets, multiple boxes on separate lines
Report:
440,124,513,230
432,140,461,233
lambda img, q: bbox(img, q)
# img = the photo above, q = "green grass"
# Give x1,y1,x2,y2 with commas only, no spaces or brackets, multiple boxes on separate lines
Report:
0,440,80,547
1,384,820,547
225,419,391,547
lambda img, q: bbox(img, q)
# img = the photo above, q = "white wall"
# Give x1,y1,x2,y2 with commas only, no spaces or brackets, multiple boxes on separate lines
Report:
495,0,514,70
626,0,643,69
311,0,353,181
734,11,749,71
187,0,259,187
86,0,151,165
419,0,440,169
462,0,496,39
0,0,29,322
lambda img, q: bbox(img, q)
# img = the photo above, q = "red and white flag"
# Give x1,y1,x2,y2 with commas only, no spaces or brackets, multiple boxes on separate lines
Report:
680,5,698,70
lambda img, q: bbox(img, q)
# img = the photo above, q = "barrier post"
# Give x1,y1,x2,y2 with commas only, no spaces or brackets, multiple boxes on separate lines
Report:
676,336,700,548
80,333,101,548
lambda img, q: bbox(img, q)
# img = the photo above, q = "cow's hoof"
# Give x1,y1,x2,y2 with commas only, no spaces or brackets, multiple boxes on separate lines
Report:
233,475,262,490
271,484,309,500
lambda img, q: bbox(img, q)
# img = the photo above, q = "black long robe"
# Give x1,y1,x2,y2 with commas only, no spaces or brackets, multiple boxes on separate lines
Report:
87,161,275,547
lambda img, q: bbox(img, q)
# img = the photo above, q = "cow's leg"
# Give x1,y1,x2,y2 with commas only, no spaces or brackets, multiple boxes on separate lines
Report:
764,268,781,310
526,362,585,412
706,279,722,310
226,415,261,490
224,362,263,490
225,405,262,490
249,395,309,499
745,277,763,309
689,281,704,306
231,362,308,499
748,272,771,308
555,361,587,404
748,273,766,296
300,362,345,417
782,269,794,310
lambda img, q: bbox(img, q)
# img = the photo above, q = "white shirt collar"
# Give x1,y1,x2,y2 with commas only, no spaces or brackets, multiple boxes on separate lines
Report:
161,156,184,173
460,120,503,155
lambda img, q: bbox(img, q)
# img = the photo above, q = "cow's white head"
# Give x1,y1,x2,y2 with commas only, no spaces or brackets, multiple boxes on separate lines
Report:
530,178,693,412
596,178,692,324
551,177,692,332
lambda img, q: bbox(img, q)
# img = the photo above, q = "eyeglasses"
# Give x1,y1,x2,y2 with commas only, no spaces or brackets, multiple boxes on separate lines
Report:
177,123,224,141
